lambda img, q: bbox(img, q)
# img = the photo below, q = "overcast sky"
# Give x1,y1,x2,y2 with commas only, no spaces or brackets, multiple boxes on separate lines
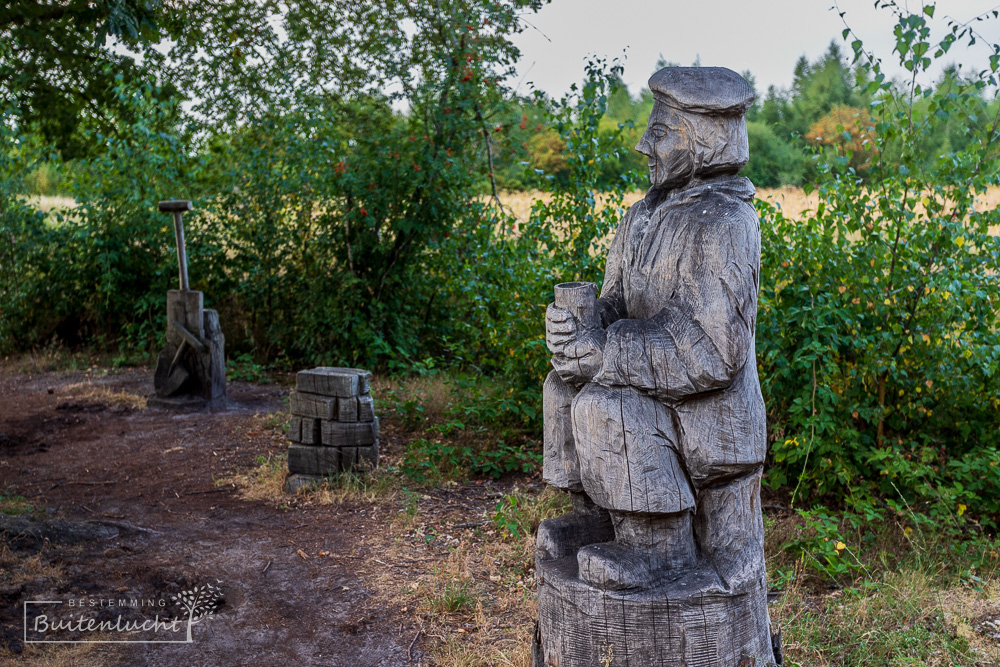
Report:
509,0,1000,99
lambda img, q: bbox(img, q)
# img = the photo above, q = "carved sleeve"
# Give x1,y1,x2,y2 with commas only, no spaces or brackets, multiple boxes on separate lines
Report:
596,204,634,327
595,206,759,400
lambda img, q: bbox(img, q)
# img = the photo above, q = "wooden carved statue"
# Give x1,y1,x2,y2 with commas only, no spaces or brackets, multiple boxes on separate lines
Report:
534,67,780,666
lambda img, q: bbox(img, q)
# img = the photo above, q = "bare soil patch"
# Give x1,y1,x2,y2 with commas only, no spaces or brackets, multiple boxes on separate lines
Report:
0,365,532,666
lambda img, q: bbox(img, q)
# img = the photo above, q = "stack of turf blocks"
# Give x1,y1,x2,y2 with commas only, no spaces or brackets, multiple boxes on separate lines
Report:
284,367,379,493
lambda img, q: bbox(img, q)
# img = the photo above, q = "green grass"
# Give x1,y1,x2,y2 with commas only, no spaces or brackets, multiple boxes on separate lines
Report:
0,489,37,516
774,570,993,665
766,509,1000,666
428,577,477,614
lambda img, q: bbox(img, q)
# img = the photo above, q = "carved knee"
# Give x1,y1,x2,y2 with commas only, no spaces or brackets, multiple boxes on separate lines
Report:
571,384,694,514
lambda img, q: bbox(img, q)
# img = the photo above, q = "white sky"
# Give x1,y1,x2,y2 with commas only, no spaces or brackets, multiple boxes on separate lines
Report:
510,0,1000,99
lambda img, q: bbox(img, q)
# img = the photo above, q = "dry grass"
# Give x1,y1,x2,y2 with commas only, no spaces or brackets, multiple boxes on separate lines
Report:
219,451,291,504
220,449,400,506
357,487,566,666
939,579,1000,660
62,380,147,410
7,346,90,375
2,551,65,587
0,543,117,665
762,509,1000,666
491,189,644,227
304,470,400,505
491,185,1000,233
25,194,77,214
219,445,1000,666
0,543,65,587
21,185,1000,228
770,569,1000,666
374,373,455,427
12,641,110,667
4,347,152,376
218,446,522,654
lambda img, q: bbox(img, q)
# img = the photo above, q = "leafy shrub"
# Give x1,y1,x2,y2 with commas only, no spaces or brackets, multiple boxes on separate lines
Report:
226,352,269,384
779,507,863,582
0,2,546,368
2,75,195,354
759,3,1000,525
0,118,53,351
428,57,639,427
493,494,528,539
744,120,806,187
492,488,572,540
399,435,540,483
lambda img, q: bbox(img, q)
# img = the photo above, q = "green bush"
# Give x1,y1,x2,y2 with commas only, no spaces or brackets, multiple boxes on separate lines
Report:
744,121,805,187
758,4,1000,525
0,118,53,351
427,58,638,428
0,2,543,367
1,76,196,354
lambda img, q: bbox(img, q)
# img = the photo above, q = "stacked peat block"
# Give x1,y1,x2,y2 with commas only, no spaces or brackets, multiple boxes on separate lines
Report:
284,367,379,493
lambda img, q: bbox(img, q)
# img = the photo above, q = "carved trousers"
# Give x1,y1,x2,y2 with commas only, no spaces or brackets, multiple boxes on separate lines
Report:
545,371,696,513
543,371,767,587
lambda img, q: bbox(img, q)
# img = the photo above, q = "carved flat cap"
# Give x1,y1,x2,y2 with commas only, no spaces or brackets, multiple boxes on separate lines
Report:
648,67,754,116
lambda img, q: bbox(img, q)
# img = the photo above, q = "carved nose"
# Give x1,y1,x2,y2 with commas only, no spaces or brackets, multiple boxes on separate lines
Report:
635,133,651,156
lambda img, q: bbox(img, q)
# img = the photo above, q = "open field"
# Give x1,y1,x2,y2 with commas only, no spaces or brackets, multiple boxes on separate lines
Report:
29,184,1000,222
493,185,1000,228
24,195,76,214
25,187,1000,243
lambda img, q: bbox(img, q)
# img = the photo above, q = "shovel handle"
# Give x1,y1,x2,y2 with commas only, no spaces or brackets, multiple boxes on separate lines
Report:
159,200,192,291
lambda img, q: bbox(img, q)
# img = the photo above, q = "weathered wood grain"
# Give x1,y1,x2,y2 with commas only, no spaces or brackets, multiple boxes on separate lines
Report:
287,443,340,476
357,394,376,422
536,558,773,666
535,67,777,666
320,418,378,447
295,367,371,397
289,391,338,421
152,291,226,405
299,417,321,446
542,371,582,492
288,415,302,442
337,394,359,422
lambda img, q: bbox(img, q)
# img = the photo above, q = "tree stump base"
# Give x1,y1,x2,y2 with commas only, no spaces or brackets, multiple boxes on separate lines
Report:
146,394,215,411
533,552,776,667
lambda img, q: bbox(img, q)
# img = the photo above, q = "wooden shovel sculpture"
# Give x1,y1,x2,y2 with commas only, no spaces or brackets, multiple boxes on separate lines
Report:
158,200,196,393
150,199,226,407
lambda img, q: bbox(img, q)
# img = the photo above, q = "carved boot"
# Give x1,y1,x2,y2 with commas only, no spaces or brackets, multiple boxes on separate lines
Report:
577,511,696,590
536,492,613,562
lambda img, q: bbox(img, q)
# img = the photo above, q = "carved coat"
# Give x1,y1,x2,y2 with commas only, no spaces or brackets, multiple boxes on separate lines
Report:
581,174,766,508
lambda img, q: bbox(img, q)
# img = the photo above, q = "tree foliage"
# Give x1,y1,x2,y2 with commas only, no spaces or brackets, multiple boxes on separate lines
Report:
0,0,167,158
2,0,550,367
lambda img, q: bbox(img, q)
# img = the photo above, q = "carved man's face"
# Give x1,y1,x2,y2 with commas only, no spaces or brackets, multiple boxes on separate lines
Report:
635,102,696,190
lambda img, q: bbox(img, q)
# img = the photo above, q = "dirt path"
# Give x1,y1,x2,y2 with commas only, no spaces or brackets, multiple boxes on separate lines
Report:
0,366,418,666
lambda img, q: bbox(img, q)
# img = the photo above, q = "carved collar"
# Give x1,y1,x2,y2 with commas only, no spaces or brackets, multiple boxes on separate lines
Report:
643,174,755,210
